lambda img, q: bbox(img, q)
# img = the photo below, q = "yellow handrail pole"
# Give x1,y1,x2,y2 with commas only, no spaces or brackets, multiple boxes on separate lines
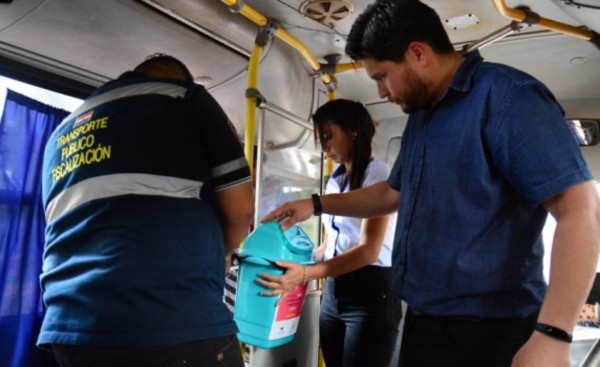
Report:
318,348,327,367
492,0,598,41
273,28,320,71
221,0,333,87
324,156,334,183
273,28,332,86
220,0,268,27
327,89,336,101
245,44,262,174
335,62,362,73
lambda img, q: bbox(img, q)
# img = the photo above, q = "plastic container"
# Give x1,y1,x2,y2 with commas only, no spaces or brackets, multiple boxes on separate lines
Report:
234,222,314,348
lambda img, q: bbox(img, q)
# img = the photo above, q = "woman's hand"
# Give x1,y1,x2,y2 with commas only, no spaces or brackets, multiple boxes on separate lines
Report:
257,261,305,301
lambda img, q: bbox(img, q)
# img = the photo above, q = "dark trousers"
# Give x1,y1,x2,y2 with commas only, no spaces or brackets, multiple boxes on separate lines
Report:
400,308,537,367
320,270,403,367
52,335,243,367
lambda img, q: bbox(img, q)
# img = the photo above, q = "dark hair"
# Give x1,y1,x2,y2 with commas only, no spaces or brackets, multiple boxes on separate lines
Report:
345,0,454,62
313,99,375,190
133,53,194,81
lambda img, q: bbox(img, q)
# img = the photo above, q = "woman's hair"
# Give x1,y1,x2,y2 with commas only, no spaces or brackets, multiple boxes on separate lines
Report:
312,99,375,190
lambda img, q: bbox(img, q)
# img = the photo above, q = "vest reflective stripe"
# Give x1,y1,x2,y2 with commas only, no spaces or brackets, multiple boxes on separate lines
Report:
45,173,203,224
59,82,188,129
212,157,249,177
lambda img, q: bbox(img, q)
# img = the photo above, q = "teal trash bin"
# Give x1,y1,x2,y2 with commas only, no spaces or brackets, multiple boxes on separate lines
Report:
234,222,314,349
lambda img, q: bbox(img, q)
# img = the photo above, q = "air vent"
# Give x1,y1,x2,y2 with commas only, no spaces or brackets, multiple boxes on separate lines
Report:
299,0,354,26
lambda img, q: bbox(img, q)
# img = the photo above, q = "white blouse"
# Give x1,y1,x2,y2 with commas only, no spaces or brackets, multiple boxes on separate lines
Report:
322,159,396,267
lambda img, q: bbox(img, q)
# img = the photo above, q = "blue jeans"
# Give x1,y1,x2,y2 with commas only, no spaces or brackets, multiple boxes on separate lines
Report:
52,335,243,367
320,275,402,367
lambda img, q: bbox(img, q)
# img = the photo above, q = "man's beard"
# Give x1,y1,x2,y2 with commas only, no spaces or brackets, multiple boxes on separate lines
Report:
394,68,435,114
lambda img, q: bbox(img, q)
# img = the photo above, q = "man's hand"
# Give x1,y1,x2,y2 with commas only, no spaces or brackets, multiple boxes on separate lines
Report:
511,332,570,367
260,198,315,230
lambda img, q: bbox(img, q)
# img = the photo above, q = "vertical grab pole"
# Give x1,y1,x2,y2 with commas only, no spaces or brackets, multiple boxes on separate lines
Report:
244,44,262,175
244,21,275,229
240,22,274,367
317,55,340,367
254,108,265,227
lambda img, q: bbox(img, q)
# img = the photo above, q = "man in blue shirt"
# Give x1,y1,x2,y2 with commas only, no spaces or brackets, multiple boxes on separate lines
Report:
261,1,600,366
39,54,254,367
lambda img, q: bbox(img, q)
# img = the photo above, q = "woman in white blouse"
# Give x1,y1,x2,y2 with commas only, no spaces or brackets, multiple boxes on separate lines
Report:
259,99,401,367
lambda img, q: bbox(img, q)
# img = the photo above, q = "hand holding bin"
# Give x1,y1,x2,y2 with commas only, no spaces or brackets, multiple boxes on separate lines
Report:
233,222,314,349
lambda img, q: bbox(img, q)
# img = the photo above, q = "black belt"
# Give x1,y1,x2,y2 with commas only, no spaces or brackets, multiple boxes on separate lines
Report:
408,307,538,324
409,308,484,322
333,265,391,300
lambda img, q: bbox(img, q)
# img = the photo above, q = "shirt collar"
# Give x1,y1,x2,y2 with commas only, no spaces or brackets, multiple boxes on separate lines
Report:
331,164,348,179
331,157,374,179
447,50,483,94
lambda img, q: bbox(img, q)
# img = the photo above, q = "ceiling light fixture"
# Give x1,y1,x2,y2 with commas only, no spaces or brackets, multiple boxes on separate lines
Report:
569,56,590,64
444,13,480,30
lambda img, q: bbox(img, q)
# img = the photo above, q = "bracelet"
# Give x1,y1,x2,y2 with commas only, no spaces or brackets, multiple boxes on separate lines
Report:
311,193,322,216
534,323,573,343
302,265,308,284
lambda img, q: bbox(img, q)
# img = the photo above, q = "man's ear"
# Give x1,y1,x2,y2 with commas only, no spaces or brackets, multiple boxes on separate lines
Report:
406,42,429,66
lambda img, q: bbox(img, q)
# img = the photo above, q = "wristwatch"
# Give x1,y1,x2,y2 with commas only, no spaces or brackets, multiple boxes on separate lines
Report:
311,193,322,216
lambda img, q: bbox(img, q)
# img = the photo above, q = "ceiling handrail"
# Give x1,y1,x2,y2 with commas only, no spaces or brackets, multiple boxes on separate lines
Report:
221,0,332,85
334,62,362,73
492,0,600,49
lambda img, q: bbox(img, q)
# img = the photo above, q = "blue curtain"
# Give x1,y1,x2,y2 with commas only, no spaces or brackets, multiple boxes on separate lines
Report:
0,90,69,367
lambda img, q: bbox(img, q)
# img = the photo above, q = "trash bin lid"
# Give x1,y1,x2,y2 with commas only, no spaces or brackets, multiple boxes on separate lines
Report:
239,222,313,263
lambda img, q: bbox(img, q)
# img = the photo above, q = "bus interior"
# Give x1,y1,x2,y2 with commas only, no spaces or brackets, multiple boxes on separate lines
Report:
1,0,600,366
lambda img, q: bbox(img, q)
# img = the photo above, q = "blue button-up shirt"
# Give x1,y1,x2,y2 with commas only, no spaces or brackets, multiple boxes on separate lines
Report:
388,51,592,318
